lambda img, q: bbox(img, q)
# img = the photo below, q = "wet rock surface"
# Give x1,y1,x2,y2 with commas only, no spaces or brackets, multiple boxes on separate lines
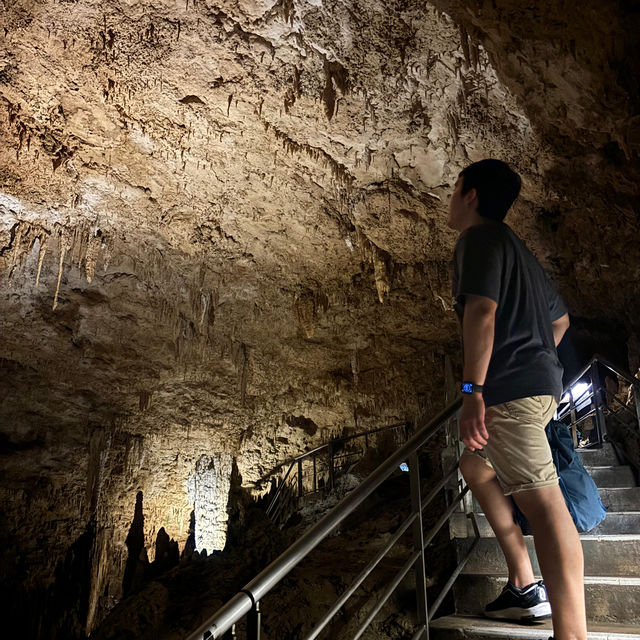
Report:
0,0,639,637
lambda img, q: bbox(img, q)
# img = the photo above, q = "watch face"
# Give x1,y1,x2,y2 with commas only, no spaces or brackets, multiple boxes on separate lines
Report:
461,382,474,394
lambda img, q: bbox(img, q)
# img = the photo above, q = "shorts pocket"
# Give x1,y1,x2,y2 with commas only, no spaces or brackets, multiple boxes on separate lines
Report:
502,397,547,420
501,401,521,419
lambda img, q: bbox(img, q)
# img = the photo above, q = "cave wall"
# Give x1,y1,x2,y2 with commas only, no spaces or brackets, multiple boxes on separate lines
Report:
1,0,639,637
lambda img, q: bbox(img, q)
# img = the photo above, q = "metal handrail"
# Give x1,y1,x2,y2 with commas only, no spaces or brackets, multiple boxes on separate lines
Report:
189,355,640,640
595,353,640,389
557,387,594,421
305,462,461,640
605,391,638,418
558,355,640,446
562,353,639,396
265,420,408,518
264,461,296,518
186,398,462,640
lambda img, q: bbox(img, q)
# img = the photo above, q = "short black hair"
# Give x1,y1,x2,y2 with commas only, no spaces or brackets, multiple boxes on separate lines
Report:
459,159,522,221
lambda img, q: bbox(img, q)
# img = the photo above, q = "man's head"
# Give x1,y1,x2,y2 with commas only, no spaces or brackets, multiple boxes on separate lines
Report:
447,159,522,231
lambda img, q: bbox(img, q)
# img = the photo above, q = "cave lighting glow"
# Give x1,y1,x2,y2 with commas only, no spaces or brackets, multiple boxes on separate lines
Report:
561,381,592,408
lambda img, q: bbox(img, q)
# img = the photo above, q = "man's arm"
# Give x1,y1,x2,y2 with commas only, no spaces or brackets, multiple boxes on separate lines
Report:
552,312,570,347
460,295,497,451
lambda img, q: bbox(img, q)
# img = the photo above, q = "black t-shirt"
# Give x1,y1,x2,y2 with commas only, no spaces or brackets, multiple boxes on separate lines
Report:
452,221,568,407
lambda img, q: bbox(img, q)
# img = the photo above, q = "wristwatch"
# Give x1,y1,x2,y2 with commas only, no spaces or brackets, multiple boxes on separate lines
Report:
461,382,484,395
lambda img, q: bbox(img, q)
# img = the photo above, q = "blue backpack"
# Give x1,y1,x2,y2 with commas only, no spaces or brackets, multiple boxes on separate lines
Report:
513,420,607,534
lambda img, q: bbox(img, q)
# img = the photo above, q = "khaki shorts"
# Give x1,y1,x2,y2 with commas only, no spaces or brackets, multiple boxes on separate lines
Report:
461,395,559,495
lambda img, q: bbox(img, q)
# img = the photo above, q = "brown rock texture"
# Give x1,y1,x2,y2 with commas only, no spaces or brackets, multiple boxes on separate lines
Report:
1,0,639,637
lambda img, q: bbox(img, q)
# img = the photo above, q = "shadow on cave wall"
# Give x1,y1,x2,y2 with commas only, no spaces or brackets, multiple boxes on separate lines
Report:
3,489,188,640
5,517,98,640
122,491,148,597
122,491,184,598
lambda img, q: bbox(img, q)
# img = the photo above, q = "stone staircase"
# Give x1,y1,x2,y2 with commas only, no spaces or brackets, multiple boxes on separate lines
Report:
431,442,640,639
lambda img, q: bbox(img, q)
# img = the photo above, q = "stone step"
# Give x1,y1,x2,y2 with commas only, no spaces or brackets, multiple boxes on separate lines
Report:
599,487,640,511
452,575,640,625
468,487,640,513
430,614,640,639
450,512,640,538
585,465,636,488
455,535,640,577
577,443,620,466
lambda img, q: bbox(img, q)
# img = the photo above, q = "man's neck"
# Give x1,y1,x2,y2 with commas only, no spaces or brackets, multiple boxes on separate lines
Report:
457,212,491,233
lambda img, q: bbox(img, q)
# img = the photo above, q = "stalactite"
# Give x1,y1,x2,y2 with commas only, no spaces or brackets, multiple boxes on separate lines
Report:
2,221,51,288
295,294,315,338
269,124,354,190
139,391,152,411
295,289,329,339
239,343,248,405
351,349,359,389
356,227,393,303
52,228,69,311
372,251,390,303
85,230,102,284
35,234,47,286
7,223,24,287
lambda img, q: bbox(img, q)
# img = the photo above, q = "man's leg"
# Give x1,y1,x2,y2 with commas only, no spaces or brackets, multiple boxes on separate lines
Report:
513,485,587,640
460,454,535,588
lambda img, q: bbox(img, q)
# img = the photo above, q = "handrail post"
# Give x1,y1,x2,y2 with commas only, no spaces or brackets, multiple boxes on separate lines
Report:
590,360,607,445
328,442,335,490
313,454,317,493
409,452,429,640
633,379,640,432
247,601,261,640
569,387,578,448
297,459,303,498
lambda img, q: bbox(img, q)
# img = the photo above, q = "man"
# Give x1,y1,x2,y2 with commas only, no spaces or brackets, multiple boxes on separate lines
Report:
449,159,585,640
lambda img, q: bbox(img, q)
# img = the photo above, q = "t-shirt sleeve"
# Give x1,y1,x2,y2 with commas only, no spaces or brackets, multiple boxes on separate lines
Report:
454,227,503,304
544,271,569,321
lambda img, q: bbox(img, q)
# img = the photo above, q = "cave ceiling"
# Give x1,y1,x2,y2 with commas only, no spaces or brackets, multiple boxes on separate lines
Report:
1,0,639,479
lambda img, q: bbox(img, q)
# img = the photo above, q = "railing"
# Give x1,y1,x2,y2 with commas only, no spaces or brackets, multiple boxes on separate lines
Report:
556,354,640,449
186,398,474,640
265,421,410,523
188,354,640,640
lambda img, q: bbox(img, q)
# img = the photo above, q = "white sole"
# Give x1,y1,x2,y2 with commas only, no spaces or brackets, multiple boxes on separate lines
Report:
484,602,552,621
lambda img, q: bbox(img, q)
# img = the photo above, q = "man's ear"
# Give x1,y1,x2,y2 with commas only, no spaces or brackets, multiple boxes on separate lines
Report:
463,187,477,206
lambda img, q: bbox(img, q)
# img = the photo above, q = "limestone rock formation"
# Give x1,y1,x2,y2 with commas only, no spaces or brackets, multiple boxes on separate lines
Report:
1,0,639,637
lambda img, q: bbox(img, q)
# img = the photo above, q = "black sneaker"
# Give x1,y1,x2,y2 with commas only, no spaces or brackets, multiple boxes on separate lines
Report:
484,580,551,621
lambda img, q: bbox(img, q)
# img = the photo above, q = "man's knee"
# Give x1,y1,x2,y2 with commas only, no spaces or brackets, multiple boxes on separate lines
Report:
459,453,496,487
512,485,567,522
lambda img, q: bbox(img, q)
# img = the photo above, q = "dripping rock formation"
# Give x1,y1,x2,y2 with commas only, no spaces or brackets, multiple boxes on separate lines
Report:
0,0,639,637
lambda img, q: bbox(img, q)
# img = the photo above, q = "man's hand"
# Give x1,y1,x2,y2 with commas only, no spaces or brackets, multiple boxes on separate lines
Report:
459,393,489,451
